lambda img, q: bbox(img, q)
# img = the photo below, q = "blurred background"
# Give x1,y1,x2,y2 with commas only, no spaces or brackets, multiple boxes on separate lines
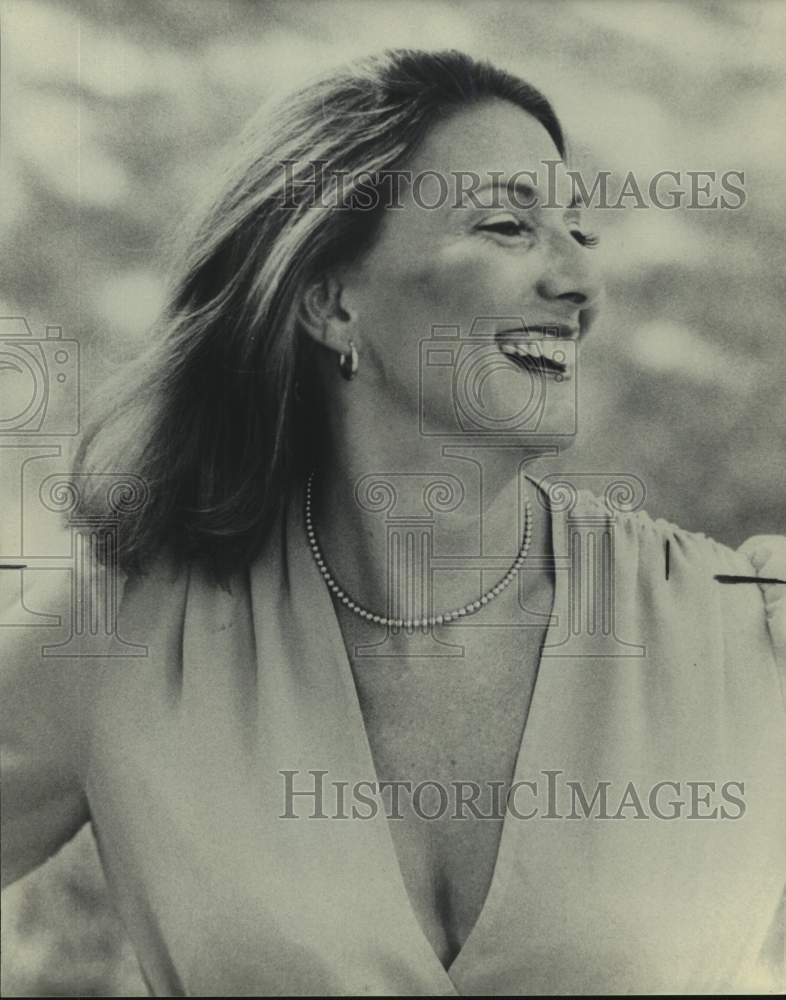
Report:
1,0,784,995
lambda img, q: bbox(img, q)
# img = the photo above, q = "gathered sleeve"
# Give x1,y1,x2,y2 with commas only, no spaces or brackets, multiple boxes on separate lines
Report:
0,570,95,888
735,534,786,711
616,501,786,723
737,535,786,656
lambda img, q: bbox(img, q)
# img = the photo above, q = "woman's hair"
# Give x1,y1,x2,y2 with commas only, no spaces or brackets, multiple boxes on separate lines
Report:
75,48,564,582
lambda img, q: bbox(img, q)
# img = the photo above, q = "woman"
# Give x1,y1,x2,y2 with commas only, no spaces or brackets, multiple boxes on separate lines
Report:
2,49,784,996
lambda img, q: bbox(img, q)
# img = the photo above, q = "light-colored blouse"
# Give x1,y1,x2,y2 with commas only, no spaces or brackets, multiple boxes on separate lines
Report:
2,480,785,996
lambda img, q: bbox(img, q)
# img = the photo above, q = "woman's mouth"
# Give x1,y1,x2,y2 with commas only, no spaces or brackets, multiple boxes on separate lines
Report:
496,335,570,380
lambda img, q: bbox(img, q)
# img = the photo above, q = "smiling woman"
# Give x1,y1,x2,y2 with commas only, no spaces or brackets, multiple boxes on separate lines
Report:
1,48,785,997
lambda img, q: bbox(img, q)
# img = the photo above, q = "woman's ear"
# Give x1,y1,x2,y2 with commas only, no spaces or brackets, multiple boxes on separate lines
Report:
299,274,357,352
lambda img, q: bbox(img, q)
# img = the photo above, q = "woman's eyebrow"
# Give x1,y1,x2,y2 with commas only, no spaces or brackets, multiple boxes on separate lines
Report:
469,178,583,214
472,177,539,208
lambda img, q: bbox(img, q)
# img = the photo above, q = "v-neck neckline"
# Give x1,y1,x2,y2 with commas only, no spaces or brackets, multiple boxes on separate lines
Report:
292,471,566,989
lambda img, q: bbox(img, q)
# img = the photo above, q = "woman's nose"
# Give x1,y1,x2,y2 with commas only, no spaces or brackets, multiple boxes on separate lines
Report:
535,235,603,310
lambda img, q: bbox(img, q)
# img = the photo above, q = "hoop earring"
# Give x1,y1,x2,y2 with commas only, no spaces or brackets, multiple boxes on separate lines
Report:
338,339,358,381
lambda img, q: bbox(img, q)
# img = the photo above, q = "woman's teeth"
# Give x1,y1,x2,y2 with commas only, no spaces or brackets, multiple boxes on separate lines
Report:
498,340,568,377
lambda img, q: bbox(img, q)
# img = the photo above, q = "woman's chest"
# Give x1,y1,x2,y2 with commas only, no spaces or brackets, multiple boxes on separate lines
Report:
345,624,549,967
90,600,786,993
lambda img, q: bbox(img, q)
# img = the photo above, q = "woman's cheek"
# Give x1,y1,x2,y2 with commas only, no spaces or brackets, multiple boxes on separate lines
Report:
407,252,498,317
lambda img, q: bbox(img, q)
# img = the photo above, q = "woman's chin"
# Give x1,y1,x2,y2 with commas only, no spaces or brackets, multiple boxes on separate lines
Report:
437,391,579,452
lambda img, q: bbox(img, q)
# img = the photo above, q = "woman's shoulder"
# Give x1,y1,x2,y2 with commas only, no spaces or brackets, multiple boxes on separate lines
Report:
566,489,786,681
557,482,784,581
0,547,191,699
619,501,785,583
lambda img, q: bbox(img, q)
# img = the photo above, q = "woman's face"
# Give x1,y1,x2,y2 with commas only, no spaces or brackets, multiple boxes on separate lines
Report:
336,98,603,447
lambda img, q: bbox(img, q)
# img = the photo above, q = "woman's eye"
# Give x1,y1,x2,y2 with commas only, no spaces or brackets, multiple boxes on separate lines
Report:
478,219,532,238
570,229,600,248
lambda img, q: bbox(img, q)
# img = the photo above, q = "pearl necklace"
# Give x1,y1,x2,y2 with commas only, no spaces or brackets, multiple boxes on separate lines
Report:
304,472,533,628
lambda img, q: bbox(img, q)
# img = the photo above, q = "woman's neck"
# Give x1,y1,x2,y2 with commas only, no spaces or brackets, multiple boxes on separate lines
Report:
309,437,553,624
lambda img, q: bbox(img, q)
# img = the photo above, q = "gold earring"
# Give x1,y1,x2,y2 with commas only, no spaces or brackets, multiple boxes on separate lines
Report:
338,339,358,381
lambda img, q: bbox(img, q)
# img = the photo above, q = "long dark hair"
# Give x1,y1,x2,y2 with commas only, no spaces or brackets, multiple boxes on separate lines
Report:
74,48,564,582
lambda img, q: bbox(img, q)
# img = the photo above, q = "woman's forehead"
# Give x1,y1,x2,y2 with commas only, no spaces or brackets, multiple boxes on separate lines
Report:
397,99,571,211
